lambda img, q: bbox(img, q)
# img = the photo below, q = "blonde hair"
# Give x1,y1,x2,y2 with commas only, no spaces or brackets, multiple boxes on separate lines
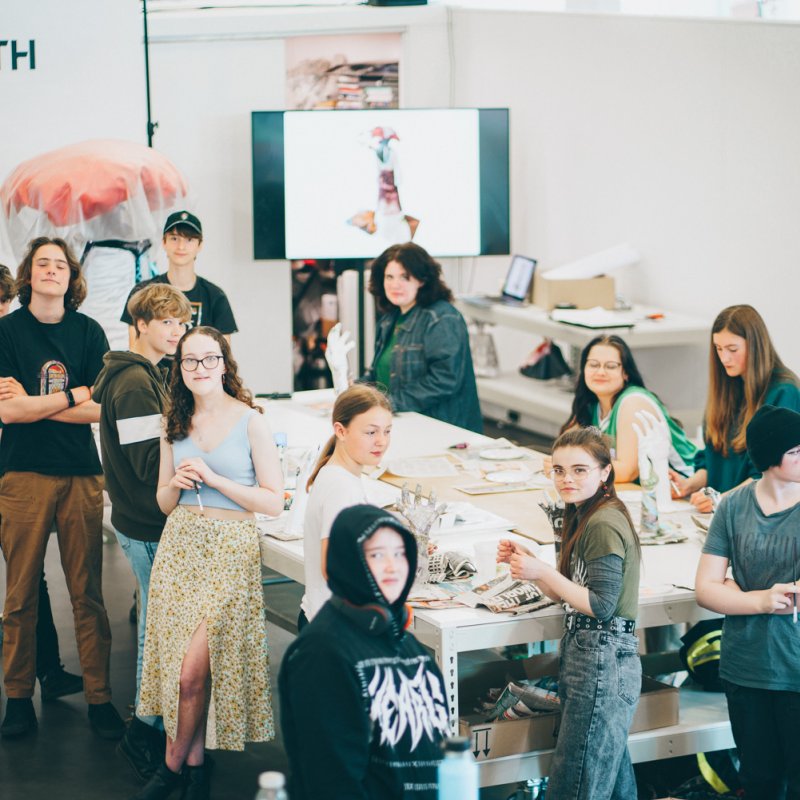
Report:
706,305,798,455
307,385,392,490
127,282,192,336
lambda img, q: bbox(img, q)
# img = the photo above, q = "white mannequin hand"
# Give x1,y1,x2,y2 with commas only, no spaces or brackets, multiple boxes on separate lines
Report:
324,323,355,395
632,409,672,510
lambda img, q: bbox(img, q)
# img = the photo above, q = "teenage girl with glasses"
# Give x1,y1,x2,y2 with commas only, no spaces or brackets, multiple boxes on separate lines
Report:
497,426,642,800
559,334,697,482
134,326,284,800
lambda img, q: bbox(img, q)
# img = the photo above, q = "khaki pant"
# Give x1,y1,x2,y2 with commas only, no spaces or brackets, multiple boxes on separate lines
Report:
0,472,111,702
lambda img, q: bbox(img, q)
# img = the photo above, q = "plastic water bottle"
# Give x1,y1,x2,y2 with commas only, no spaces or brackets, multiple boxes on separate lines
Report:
255,771,288,800
438,736,478,800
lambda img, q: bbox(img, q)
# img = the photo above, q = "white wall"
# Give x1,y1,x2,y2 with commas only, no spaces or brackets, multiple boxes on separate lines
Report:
451,10,800,388
0,1,145,262
7,4,798,404
146,5,451,391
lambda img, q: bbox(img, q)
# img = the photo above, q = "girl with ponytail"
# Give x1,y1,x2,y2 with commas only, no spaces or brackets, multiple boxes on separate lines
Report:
300,384,393,626
497,427,641,800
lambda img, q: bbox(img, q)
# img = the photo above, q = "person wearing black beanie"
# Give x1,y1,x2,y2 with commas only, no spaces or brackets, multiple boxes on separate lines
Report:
746,404,800,473
696,405,800,799
279,505,449,800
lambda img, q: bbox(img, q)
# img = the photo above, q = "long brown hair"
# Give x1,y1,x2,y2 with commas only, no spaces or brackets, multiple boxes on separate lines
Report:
705,305,798,455
165,326,261,443
307,384,393,490
554,426,639,577
16,237,87,310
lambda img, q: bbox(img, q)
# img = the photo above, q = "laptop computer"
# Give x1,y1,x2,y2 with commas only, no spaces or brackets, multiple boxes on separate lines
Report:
462,254,537,307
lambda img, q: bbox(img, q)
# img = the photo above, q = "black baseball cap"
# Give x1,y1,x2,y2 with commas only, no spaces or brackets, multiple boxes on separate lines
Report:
163,210,202,237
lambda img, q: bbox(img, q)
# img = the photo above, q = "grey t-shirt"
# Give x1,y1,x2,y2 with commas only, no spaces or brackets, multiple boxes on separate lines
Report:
703,481,800,691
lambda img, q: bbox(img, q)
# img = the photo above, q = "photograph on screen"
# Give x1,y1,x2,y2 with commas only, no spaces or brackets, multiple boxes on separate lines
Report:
283,109,481,259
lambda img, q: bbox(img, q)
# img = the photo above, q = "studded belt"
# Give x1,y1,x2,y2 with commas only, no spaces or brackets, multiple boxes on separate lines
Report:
564,612,636,635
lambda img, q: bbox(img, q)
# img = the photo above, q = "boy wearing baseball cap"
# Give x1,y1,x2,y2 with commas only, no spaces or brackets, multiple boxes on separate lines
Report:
120,211,237,347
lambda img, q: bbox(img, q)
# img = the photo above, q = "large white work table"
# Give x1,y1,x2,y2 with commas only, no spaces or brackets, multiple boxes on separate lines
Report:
259,394,734,787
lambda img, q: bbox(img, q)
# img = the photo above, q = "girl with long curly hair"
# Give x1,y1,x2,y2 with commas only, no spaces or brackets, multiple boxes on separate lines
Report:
134,326,284,800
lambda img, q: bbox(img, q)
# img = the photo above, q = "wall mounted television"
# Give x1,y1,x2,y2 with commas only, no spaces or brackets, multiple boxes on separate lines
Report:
252,108,510,260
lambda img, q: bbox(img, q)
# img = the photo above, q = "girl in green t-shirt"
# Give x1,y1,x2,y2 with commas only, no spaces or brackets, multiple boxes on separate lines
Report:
497,426,641,800
561,333,697,483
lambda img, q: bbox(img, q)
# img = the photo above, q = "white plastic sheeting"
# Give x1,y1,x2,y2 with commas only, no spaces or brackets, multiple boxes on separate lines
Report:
0,139,189,262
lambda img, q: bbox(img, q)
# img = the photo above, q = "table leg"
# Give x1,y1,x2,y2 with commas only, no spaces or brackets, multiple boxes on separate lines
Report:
435,627,459,735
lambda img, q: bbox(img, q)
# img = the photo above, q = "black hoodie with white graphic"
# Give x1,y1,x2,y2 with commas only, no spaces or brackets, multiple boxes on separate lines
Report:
279,504,449,800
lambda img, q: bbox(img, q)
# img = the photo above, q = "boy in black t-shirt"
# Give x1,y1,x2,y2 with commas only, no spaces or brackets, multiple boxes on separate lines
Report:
0,264,83,708
120,211,237,347
0,238,124,740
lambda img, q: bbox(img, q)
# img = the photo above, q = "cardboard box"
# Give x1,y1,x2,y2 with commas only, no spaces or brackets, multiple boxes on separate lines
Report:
459,675,679,762
533,271,616,310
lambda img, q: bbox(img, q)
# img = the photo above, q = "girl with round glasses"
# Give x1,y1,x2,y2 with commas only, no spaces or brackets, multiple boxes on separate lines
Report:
561,334,697,482
135,326,284,800
497,426,641,800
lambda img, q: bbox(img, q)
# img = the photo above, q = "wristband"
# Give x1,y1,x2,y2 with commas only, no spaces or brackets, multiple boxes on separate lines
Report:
64,388,76,408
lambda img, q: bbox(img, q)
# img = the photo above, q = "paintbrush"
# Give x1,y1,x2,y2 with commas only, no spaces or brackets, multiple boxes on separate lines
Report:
194,480,205,516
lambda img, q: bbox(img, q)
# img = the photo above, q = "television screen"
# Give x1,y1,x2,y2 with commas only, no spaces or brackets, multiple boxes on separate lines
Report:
252,108,509,260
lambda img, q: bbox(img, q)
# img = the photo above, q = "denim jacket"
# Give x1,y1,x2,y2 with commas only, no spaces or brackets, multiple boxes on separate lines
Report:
364,300,483,433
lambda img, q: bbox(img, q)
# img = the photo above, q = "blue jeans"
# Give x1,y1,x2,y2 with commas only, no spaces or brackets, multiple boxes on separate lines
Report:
114,530,162,730
548,628,641,800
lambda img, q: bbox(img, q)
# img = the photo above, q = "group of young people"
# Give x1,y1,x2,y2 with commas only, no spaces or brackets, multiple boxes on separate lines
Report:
0,213,281,800
1,217,798,800
492,303,800,799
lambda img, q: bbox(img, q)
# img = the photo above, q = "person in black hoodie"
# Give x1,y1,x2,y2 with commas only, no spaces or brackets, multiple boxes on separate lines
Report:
279,504,450,800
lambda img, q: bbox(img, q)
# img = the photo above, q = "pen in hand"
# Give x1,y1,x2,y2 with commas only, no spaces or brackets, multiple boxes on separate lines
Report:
194,480,205,516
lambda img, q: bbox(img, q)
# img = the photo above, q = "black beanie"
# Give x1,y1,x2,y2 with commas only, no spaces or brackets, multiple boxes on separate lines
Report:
746,405,800,472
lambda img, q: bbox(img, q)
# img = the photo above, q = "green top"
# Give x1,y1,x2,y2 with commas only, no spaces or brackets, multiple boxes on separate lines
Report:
374,311,408,391
695,380,800,492
570,505,640,620
592,384,698,475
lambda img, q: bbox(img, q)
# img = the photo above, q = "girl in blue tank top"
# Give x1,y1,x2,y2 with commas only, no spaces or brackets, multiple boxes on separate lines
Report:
135,327,284,800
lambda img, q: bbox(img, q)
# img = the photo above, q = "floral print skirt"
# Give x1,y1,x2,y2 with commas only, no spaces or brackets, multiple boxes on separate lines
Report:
138,505,274,750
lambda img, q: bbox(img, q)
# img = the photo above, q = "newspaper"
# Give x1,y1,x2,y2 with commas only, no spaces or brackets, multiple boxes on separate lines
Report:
457,574,553,614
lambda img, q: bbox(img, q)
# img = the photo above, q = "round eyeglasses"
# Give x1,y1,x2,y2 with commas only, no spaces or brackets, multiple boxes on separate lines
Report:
180,355,222,371
547,465,601,481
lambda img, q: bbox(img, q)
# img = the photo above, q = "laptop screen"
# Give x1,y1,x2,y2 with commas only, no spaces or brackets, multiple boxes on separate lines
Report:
502,255,537,301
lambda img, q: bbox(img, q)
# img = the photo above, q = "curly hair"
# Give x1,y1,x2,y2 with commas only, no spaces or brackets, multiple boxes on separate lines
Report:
0,264,17,303
368,242,454,314
16,237,87,310
165,326,262,443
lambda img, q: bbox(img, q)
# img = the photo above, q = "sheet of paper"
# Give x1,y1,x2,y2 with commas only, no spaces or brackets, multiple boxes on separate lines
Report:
386,457,459,478
364,478,401,508
549,307,637,329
